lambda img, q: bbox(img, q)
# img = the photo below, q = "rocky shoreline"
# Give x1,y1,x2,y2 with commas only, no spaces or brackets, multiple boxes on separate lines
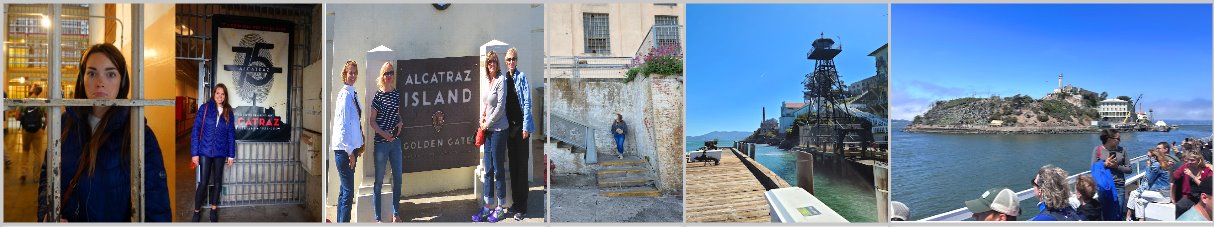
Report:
903,125,1100,134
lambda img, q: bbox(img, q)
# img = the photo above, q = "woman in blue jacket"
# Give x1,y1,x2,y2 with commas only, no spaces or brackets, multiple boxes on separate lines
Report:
37,43,171,222
190,83,237,222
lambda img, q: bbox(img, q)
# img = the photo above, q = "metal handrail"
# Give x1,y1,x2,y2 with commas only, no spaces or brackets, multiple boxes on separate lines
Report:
920,154,1152,221
547,113,597,164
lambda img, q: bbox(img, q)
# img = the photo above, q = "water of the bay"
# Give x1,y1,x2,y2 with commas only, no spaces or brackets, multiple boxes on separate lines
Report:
686,139,878,222
891,120,1211,220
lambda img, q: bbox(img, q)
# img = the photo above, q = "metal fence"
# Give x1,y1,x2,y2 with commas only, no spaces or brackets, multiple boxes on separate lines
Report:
543,56,631,79
175,4,314,208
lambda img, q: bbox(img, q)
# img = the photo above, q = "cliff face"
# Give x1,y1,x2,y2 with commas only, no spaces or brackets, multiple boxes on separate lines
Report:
910,90,1103,128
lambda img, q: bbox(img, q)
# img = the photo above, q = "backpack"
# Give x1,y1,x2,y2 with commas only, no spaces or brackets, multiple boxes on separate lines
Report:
1090,161,1124,221
20,106,45,133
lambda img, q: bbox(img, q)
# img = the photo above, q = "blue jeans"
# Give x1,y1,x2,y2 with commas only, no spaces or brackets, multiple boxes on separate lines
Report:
373,140,403,221
614,134,626,155
334,150,355,222
482,130,507,206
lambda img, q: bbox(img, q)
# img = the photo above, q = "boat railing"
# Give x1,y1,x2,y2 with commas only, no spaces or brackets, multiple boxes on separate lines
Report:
919,154,1152,221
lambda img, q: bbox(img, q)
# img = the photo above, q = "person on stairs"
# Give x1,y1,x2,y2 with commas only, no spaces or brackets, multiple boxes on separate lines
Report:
611,114,628,159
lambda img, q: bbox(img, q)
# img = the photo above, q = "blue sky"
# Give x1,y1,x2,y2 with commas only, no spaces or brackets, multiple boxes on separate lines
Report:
892,4,1213,121
687,4,889,137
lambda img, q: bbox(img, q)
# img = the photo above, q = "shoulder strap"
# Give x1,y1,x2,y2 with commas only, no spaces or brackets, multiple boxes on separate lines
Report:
198,103,209,142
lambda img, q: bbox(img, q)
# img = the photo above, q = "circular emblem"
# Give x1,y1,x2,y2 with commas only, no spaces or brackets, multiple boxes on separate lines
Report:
432,110,446,133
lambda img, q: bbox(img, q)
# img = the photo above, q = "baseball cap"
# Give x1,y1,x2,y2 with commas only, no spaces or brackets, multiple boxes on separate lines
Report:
965,187,1021,217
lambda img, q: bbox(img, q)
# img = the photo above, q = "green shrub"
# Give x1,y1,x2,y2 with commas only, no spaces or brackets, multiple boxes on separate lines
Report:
625,68,641,83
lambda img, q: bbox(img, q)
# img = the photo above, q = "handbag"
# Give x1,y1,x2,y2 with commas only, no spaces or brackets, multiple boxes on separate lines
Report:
475,97,489,147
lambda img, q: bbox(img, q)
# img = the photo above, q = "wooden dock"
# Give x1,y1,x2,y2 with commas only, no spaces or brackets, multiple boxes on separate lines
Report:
685,147,791,223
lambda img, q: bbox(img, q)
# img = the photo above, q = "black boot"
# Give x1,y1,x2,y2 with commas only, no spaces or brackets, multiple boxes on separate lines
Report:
191,210,201,222
210,208,219,222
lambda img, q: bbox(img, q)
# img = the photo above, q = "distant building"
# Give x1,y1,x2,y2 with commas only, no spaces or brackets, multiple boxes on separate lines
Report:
779,101,809,133
1098,99,1136,124
847,43,889,116
545,3,685,78
1051,74,1079,95
989,120,1004,127
848,44,888,97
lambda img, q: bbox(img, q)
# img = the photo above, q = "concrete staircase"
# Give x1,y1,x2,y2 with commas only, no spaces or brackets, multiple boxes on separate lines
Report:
595,153,660,197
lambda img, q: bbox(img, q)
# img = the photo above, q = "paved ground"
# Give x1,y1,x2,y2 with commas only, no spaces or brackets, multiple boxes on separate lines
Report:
325,185,547,223
175,135,318,222
549,174,683,223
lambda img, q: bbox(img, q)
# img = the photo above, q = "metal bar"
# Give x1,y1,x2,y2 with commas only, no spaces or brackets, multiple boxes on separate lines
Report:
130,4,145,222
5,99,175,107
46,4,63,221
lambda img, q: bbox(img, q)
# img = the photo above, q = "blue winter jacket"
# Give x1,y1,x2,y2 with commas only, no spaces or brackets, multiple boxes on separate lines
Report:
191,100,237,158
37,106,171,222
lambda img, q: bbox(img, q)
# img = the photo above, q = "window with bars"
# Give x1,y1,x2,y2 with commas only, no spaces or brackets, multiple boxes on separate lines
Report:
654,15,680,47
583,13,610,54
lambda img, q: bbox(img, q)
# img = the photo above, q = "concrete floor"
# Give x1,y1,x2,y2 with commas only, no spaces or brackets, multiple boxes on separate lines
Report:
3,128,46,222
324,184,547,223
173,135,319,222
549,174,683,223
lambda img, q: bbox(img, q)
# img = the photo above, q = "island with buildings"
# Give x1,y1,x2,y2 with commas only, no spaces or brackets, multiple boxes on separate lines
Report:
905,74,1175,134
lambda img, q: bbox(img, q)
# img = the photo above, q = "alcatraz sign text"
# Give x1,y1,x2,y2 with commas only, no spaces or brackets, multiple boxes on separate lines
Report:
402,70,475,107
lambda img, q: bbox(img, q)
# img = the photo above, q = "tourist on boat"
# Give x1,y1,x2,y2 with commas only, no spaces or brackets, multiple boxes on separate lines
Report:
890,201,910,221
473,51,510,223
1158,142,1179,164
1075,174,1102,221
1202,140,1213,164
331,60,364,223
1089,154,1124,221
965,187,1020,221
1181,141,1196,160
1030,165,1082,221
1092,129,1131,210
369,62,404,223
1175,179,1211,221
611,113,628,159
1127,148,1174,221
1172,151,1212,217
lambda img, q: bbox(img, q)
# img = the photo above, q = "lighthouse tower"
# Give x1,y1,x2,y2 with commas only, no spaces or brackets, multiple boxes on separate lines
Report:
1053,72,1063,90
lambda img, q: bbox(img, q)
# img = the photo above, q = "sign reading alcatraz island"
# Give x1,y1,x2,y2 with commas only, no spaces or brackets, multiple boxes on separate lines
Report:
397,56,480,173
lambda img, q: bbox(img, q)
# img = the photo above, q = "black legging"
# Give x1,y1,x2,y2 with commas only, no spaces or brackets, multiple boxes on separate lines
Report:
507,126,529,213
194,156,226,210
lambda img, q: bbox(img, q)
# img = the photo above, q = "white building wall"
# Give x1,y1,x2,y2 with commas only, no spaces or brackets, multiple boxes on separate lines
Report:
327,3,544,197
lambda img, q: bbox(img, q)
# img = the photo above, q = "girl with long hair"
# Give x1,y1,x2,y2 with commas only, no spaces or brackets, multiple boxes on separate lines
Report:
190,83,237,222
37,43,171,222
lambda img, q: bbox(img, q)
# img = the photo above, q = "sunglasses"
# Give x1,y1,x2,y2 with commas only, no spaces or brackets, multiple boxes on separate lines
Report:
383,71,394,77
506,57,517,62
